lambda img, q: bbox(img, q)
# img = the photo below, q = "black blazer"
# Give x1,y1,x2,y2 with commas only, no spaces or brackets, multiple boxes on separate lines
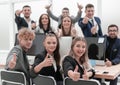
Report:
30,51,63,81
15,14,34,30
62,56,95,78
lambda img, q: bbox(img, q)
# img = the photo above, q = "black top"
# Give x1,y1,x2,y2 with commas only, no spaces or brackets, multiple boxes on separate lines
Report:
62,56,95,78
30,51,63,81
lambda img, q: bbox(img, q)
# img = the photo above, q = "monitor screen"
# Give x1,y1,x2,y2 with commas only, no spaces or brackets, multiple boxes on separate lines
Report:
14,33,45,56
85,37,106,61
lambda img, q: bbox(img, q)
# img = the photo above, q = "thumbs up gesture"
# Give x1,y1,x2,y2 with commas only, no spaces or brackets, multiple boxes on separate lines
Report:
68,65,80,81
42,53,53,67
8,53,17,69
82,69,89,80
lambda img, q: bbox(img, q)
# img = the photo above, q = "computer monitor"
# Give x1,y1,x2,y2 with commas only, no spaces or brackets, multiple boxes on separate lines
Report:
14,33,45,56
85,37,106,65
59,37,72,58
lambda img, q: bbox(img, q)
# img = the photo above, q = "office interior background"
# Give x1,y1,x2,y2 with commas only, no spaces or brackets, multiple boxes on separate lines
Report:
0,0,120,65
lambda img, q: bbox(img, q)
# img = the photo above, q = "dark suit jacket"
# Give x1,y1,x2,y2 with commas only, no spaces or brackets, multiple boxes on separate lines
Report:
15,14,34,30
30,51,63,82
78,17,103,37
106,37,120,65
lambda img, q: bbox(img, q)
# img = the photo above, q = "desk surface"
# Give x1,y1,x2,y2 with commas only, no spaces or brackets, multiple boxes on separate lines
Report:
94,64,120,80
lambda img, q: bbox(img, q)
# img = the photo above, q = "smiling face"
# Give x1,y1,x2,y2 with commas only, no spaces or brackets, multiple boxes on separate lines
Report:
85,7,94,19
18,28,35,51
108,25,118,39
62,16,72,29
22,6,31,19
73,41,86,58
41,14,49,25
43,35,58,54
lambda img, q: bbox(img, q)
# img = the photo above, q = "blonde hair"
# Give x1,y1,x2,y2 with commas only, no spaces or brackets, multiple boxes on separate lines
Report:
17,27,35,41
69,37,88,64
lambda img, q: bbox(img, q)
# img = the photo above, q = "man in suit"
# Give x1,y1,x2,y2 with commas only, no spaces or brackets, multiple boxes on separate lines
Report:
105,24,120,85
45,3,83,28
78,4,103,37
6,28,35,85
15,5,36,31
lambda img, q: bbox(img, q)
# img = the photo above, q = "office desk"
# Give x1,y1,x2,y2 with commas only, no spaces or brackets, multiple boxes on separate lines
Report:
94,64,120,80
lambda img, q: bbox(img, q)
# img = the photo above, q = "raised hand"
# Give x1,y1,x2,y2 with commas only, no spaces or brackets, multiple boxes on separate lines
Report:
45,4,52,10
15,10,22,16
82,16,89,24
82,69,89,80
8,53,17,69
69,65,80,81
77,3,83,11
42,53,53,67
91,25,97,34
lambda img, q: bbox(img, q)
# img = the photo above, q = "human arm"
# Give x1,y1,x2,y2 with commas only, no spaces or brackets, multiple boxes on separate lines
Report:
62,56,80,81
71,3,83,23
30,53,54,77
45,4,59,21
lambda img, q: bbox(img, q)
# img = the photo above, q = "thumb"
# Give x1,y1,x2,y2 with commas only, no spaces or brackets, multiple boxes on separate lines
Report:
74,65,78,72
106,58,109,61
84,69,87,74
12,53,17,62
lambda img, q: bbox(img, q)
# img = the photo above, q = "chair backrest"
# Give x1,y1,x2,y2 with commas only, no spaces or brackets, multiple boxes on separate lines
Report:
0,70,26,85
32,75,56,85
63,77,100,85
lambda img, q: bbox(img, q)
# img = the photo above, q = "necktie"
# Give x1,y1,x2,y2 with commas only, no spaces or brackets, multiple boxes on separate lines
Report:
91,19,94,26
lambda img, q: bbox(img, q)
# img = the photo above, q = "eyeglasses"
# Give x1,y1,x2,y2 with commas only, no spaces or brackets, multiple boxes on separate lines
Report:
108,30,118,32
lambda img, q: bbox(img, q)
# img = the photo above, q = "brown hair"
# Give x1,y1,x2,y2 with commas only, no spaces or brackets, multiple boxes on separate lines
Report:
17,27,35,41
61,16,72,36
44,33,61,65
85,4,94,10
69,37,88,64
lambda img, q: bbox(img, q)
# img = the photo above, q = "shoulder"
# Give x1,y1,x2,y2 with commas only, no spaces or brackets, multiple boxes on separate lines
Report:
63,55,75,62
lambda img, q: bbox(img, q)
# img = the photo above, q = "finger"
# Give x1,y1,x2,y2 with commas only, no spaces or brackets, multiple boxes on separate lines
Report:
50,4,52,7
45,53,49,58
106,58,109,61
84,69,87,74
74,65,78,72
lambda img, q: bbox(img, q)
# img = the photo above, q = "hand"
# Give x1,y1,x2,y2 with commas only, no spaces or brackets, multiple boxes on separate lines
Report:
82,16,89,24
42,53,53,67
45,4,52,10
69,66,80,81
91,25,97,34
82,69,89,80
71,28,77,37
77,3,83,11
15,10,22,16
105,58,112,67
8,53,17,69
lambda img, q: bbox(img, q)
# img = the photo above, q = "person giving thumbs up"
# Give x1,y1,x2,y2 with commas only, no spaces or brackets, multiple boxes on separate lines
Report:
8,53,17,69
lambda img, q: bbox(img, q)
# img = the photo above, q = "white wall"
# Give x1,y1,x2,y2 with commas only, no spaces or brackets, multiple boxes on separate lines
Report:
101,0,120,36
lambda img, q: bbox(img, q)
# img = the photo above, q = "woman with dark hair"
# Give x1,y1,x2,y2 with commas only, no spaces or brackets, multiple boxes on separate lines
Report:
30,33,63,85
62,37,95,81
35,14,54,34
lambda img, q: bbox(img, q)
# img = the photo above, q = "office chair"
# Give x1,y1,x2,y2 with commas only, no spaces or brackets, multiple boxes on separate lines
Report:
0,70,26,85
63,77,100,85
32,74,56,85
